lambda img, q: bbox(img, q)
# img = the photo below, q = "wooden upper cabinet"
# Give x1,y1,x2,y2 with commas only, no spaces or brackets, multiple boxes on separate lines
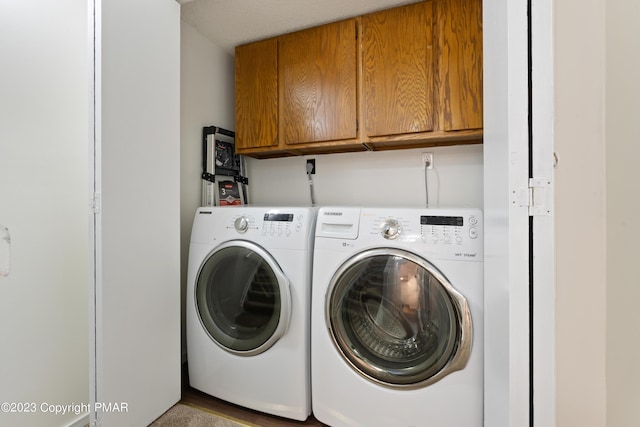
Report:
436,0,483,131
234,38,278,150
234,0,482,158
362,1,435,139
279,19,358,146
362,0,482,148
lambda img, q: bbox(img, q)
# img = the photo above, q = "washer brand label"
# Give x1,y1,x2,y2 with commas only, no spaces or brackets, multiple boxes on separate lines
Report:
323,211,343,216
456,252,478,258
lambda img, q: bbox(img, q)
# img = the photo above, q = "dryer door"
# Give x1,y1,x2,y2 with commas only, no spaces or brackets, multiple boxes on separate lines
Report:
195,240,291,356
326,248,472,388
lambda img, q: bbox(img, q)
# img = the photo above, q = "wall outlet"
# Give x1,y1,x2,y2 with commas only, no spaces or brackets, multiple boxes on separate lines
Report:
306,159,316,174
421,152,434,169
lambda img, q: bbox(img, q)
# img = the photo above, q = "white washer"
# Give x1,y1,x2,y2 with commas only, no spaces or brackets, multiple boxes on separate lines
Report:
187,206,316,421
311,207,483,427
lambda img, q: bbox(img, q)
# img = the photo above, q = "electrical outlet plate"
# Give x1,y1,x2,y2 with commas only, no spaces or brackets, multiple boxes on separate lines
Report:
421,152,434,169
306,159,316,174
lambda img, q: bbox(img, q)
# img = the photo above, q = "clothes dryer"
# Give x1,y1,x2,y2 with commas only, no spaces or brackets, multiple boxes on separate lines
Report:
187,206,316,421
311,207,483,426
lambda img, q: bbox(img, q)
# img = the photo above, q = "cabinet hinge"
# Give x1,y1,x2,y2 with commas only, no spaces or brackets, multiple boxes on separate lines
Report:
90,192,101,214
514,178,552,216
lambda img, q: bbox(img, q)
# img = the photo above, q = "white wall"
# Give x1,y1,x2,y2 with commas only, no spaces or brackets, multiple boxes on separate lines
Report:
554,0,607,425
180,21,235,360
606,0,640,425
247,145,483,208
0,1,89,426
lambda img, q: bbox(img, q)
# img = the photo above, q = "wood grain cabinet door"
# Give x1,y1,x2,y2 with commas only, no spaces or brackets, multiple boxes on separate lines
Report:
436,0,483,131
362,1,435,139
235,38,278,150
279,19,358,145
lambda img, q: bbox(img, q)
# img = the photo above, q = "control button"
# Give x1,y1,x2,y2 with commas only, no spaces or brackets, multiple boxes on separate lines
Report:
295,223,302,232
444,235,451,243
432,235,439,243
286,228,291,236
456,236,463,243
469,228,478,239
379,219,401,240
469,216,478,225
421,235,428,242
234,216,249,233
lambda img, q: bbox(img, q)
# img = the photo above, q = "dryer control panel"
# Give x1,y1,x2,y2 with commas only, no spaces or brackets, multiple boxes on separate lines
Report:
192,206,316,251
260,212,305,238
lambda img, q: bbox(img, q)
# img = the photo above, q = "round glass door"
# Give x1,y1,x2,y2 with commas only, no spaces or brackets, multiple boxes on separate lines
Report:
195,241,290,356
327,248,472,388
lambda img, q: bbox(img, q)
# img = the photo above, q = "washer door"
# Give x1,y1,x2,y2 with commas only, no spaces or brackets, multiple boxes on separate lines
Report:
195,240,291,356
326,248,472,388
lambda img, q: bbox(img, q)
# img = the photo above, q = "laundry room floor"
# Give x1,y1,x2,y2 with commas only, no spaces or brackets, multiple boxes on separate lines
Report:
181,364,327,427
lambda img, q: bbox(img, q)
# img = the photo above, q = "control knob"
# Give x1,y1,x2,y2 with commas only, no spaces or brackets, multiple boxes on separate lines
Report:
380,219,401,240
234,216,249,233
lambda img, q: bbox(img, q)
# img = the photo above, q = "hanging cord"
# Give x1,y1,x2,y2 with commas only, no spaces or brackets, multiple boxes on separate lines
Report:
424,166,429,207
424,165,441,208
239,155,249,204
306,162,316,206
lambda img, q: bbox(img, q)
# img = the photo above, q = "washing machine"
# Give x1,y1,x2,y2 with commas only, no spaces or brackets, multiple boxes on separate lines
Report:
311,207,483,427
187,206,316,421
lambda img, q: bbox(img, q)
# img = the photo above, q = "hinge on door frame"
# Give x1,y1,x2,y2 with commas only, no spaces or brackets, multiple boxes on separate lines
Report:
90,192,101,214
515,178,552,216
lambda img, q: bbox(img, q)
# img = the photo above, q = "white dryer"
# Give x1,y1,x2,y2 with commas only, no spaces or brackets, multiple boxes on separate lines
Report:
187,206,316,421
311,207,483,427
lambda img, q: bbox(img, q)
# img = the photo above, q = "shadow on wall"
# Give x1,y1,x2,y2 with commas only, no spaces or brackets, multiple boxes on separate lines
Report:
246,145,484,208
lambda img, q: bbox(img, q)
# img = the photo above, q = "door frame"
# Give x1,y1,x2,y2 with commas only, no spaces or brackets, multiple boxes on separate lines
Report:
530,0,555,424
483,0,555,425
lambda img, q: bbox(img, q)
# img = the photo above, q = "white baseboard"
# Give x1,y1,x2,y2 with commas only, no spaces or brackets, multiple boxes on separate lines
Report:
66,412,89,427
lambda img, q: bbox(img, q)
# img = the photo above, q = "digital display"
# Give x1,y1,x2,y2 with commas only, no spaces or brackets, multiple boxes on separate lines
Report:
264,213,294,222
420,216,463,227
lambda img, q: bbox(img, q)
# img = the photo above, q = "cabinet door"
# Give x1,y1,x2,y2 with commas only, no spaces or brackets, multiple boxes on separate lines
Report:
436,0,483,131
235,38,278,150
279,19,357,145
363,1,434,138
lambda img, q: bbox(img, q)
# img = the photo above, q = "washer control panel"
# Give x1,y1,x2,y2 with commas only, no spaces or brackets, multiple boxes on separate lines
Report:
357,208,483,260
419,214,480,244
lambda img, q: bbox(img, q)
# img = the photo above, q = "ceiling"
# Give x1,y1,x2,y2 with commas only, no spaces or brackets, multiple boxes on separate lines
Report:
180,0,421,55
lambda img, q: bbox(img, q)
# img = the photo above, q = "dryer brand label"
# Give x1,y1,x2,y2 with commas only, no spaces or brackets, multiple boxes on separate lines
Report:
323,211,343,216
